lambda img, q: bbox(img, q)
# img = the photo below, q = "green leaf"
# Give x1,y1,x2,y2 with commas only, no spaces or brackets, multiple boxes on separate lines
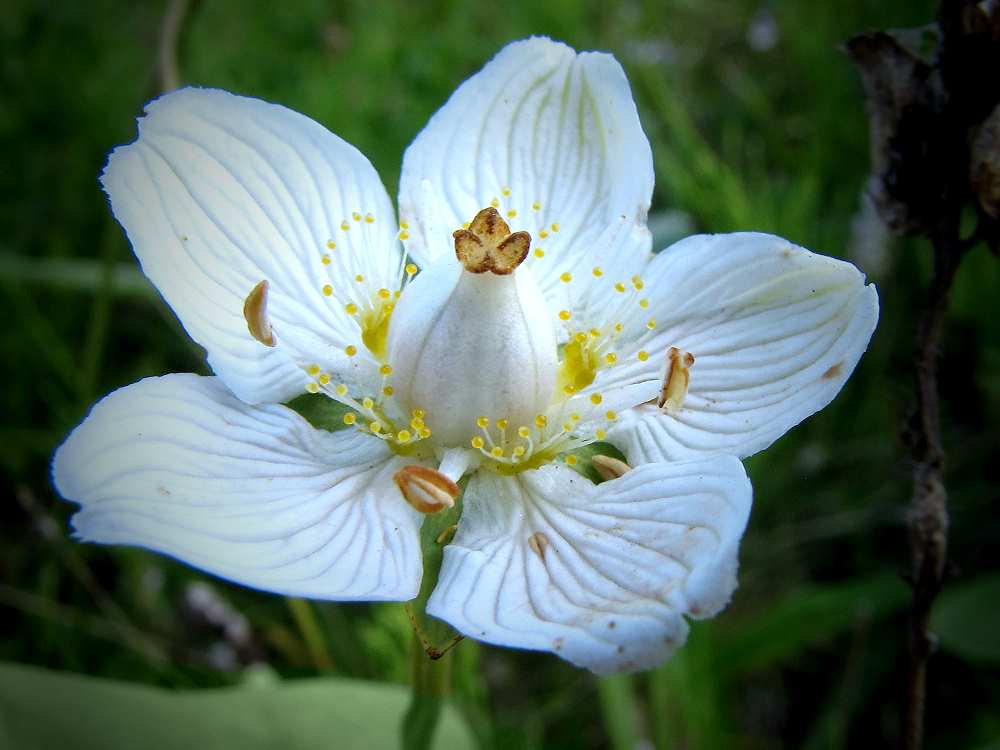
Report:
931,574,1000,664
716,573,910,676
565,441,629,484
285,394,353,432
0,661,475,750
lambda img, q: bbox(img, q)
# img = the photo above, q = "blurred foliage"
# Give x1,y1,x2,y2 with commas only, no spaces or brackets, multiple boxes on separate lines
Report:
1,0,998,749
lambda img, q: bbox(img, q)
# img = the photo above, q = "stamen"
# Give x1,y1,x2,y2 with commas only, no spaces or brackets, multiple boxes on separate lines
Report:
393,465,459,514
592,455,632,481
243,280,275,346
658,347,695,412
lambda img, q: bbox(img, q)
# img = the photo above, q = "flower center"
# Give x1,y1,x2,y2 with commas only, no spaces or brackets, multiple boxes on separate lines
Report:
386,208,557,447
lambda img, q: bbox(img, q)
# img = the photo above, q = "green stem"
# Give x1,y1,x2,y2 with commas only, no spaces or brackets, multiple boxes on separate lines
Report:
286,597,333,671
402,633,451,750
597,674,641,750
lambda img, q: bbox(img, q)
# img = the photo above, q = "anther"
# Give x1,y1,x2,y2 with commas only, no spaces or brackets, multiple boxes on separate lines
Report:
658,347,695,412
243,280,276,347
453,207,530,275
393,465,460,514
528,531,550,560
592,455,632,481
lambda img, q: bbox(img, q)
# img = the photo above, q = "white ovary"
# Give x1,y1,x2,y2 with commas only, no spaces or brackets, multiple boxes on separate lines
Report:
387,258,558,446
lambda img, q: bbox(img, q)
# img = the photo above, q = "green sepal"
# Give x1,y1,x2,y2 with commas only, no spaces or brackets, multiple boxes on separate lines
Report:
284,393,353,432
564,441,629,483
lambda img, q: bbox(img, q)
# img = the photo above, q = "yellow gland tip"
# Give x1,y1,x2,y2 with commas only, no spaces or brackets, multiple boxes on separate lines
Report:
534,248,545,258
380,364,393,376
535,415,548,428
490,197,499,208
352,212,361,222
614,282,626,293
496,419,509,430
558,310,571,321
365,213,374,223
370,421,382,434
595,428,607,439
345,303,358,314
382,386,394,396
565,454,578,466
306,382,319,394
540,229,549,239
345,345,357,356
405,263,417,275
532,201,541,211
412,408,425,419
397,430,412,443
419,427,432,438
513,445,526,457
471,436,485,449
639,298,650,309
490,446,504,458
606,410,617,421
318,373,331,385
399,231,410,240
638,350,649,361
506,209,517,218
605,353,618,365
378,288,390,299
326,240,336,249
335,384,348,396
321,254,331,265
590,393,603,405
518,426,531,438
647,318,657,330
362,397,374,410
592,266,603,277
502,187,511,196
551,223,560,232
344,413,357,425
340,221,349,231
560,272,572,283
322,284,333,296
476,416,490,428
355,274,364,283
307,364,320,376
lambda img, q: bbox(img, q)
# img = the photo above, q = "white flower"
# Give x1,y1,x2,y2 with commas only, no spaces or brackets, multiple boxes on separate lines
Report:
52,38,878,674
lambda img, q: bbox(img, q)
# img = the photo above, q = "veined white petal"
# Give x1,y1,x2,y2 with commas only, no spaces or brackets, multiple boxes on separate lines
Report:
102,88,400,404
52,374,423,600
603,232,879,459
427,458,752,674
399,37,654,303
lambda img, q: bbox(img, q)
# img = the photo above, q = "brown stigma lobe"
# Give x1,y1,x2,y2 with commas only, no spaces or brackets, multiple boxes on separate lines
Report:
453,207,531,275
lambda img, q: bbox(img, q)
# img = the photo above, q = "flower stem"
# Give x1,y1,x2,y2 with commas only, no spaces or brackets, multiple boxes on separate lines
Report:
402,632,452,750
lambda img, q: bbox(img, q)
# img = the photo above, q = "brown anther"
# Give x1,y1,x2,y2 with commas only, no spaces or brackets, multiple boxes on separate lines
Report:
243,280,276,347
393,465,459,514
591,454,632,481
658,347,695,412
436,524,459,545
528,531,549,560
453,207,531,275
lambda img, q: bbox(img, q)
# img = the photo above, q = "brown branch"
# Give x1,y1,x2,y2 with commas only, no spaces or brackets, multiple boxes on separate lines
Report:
902,222,973,750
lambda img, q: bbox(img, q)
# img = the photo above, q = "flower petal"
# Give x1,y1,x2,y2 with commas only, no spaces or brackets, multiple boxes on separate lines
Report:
603,232,879,459
102,88,401,404
427,458,752,674
399,37,654,302
52,374,423,600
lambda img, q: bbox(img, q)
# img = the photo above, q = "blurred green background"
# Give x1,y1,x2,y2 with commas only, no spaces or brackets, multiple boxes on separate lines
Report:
2,0,998,748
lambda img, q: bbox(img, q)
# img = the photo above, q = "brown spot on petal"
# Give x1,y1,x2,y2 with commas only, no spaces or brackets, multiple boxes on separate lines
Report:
528,531,549,560
822,362,844,380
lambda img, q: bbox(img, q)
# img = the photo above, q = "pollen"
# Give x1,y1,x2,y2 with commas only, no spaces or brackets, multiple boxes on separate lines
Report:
345,303,358,314
397,430,412,443
345,345,357,357
326,240,337,250
322,284,334,296
558,310,572,321
405,263,418,275
590,393,603,405
560,272,572,283
306,382,319,394
471,436,485,449
380,364,393,376
476,416,490,428
343,413,357,425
